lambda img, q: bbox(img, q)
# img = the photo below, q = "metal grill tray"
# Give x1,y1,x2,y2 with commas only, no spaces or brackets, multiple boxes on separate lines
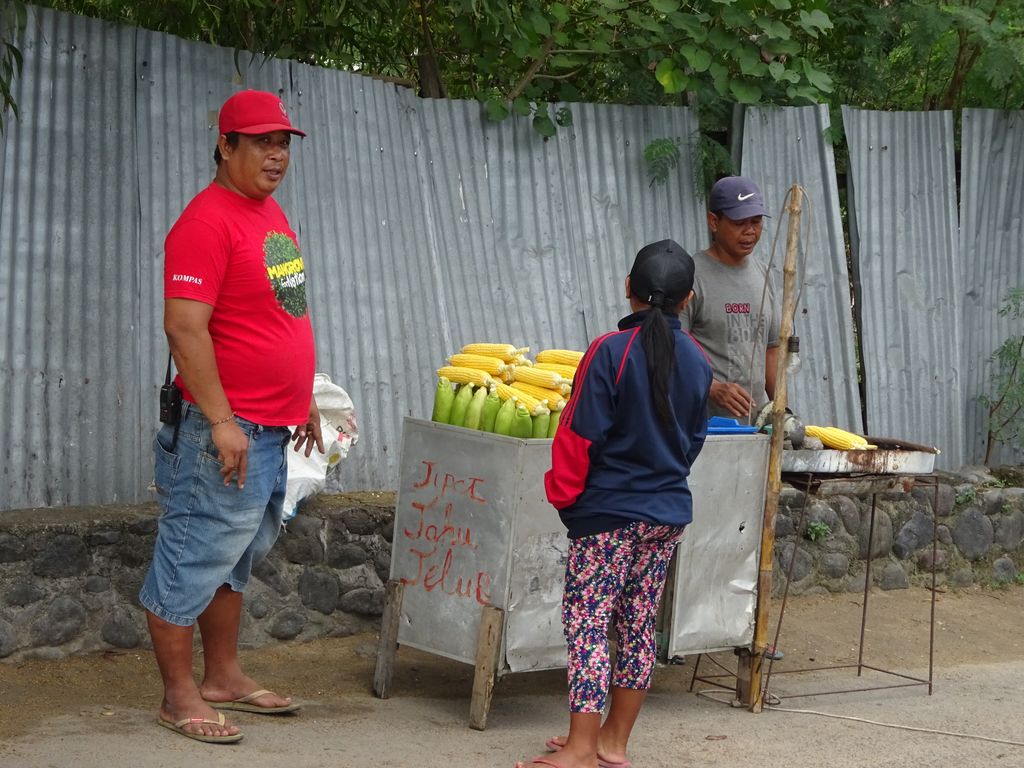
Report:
781,448,936,475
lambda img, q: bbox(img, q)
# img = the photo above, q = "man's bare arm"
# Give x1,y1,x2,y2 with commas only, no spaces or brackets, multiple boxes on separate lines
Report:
164,297,249,487
765,344,779,402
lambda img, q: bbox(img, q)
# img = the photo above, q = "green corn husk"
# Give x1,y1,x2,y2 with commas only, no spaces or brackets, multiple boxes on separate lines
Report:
531,410,550,439
547,407,561,438
493,398,516,435
480,389,502,432
431,377,455,423
449,383,475,426
463,385,488,430
511,403,533,438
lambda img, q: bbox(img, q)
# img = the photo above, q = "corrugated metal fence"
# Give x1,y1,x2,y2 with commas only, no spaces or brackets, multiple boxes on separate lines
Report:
843,107,966,468
959,110,1024,468
1,7,1022,511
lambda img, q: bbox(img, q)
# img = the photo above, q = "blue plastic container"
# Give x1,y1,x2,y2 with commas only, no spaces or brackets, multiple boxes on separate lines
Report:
706,416,759,435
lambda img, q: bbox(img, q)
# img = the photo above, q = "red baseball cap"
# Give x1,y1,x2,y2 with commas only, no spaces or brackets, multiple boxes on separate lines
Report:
218,90,307,137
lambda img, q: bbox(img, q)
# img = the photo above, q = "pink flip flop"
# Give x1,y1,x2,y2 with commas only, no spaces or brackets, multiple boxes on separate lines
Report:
543,737,632,768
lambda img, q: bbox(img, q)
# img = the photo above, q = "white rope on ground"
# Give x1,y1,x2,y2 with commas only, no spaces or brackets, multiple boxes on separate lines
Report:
765,701,1024,748
695,688,1024,748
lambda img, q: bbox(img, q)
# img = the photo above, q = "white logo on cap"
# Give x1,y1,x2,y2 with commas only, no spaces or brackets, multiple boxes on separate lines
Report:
738,193,755,201
279,102,288,117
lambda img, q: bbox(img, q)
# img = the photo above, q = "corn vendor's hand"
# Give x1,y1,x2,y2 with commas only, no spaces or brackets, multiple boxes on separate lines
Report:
710,379,755,419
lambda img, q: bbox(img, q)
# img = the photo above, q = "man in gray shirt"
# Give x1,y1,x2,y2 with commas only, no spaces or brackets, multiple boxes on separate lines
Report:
682,176,779,421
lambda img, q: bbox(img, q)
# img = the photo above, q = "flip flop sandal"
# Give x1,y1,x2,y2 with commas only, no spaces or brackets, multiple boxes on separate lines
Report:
157,712,243,744
204,688,301,714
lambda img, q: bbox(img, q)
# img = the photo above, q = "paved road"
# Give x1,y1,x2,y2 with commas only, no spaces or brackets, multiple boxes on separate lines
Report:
3,659,1022,767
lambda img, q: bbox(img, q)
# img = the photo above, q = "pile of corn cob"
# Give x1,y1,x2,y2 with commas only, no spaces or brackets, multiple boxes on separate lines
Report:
803,425,877,450
431,343,584,439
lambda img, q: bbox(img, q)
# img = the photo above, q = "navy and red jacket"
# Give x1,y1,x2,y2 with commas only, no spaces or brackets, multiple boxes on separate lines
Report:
544,310,713,539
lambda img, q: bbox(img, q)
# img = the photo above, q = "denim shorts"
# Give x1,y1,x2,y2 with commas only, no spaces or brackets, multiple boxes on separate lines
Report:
139,401,291,626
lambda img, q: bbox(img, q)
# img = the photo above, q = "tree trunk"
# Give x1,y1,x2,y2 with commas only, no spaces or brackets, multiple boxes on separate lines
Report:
417,53,446,99
416,0,446,99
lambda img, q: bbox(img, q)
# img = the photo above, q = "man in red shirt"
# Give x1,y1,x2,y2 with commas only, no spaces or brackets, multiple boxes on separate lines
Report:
139,90,323,743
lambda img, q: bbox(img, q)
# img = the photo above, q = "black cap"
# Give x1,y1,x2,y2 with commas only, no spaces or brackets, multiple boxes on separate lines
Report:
629,239,695,308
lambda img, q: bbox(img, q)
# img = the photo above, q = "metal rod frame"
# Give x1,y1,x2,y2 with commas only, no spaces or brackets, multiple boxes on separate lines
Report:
689,474,940,703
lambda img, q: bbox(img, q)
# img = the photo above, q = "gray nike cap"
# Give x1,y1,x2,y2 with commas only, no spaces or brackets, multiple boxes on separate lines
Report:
708,176,769,219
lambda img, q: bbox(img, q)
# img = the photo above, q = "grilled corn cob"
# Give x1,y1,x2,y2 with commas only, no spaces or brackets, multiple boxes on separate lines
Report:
461,343,528,362
804,425,877,450
436,366,493,388
534,362,576,383
536,349,584,366
512,366,571,395
447,353,507,375
493,382,546,416
510,381,567,410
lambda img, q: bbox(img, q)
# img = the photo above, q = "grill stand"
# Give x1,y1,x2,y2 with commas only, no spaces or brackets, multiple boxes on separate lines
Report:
689,472,940,705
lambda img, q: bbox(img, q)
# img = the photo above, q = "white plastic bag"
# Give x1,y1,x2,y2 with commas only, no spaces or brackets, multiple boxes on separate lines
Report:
283,372,359,521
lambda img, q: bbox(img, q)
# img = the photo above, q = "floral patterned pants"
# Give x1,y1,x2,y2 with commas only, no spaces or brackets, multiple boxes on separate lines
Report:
562,521,685,713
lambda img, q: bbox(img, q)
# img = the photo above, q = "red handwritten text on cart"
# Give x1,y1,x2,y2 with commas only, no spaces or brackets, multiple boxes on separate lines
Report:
400,460,492,605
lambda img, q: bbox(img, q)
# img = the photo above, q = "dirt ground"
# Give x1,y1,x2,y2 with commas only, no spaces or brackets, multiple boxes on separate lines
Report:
2,585,1023,746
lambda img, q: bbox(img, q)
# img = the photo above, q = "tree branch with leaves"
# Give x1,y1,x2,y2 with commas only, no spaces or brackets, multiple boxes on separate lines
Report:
978,289,1024,464
0,0,26,134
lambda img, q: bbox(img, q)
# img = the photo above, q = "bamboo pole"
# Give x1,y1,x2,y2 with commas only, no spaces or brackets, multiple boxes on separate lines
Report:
746,184,803,712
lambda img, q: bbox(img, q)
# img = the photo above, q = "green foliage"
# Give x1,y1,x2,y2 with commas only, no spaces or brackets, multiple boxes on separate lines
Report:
26,0,839,141
990,569,1023,589
689,133,735,200
0,0,27,134
977,288,1024,464
644,137,681,188
804,520,830,542
2,0,1020,174
956,487,977,506
818,0,1024,111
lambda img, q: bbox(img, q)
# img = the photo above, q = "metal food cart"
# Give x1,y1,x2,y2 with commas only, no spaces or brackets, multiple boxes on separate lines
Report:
373,417,770,727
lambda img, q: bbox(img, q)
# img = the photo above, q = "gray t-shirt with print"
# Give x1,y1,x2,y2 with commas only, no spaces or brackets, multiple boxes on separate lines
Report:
680,248,780,419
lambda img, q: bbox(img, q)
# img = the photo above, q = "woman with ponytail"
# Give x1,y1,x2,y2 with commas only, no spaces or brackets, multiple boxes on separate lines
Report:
517,240,712,768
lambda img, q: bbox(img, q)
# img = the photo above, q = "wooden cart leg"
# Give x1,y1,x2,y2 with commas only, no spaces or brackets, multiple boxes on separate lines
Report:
736,648,755,708
373,580,405,699
469,604,504,731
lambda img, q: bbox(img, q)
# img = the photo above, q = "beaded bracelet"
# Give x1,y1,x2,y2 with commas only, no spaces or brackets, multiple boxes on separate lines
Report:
210,414,235,426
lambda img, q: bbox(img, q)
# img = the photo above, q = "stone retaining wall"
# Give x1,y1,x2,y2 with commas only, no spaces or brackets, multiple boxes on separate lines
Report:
0,494,395,662
1,471,1021,662
774,469,1023,595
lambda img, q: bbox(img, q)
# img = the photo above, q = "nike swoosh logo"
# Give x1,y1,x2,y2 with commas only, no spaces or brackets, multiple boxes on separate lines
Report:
737,193,755,201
